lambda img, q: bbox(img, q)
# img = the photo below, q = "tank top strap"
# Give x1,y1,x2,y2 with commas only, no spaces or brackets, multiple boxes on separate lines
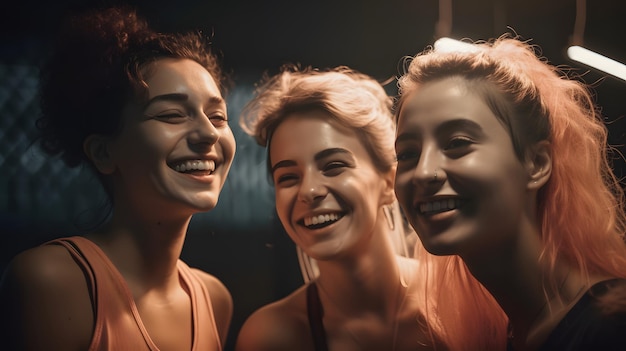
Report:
44,236,158,350
45,236,98,312
176,260,222,351
306,282,329,351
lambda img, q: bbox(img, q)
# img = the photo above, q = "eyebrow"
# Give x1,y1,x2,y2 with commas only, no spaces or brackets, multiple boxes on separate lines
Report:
144,93,225,107
270,148,353,175
436,118,485,137
314,148,352,161
145,93,188,107
396,118,485,143
270,160,296,175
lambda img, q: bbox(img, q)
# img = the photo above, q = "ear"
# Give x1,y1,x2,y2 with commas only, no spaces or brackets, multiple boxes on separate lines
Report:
380,166,396,206
526,140,552,190
83,135,116,175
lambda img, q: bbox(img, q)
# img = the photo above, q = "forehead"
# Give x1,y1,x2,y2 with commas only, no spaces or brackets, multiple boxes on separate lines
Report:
397,77,503,133
141,58,221,99
269,110,370,161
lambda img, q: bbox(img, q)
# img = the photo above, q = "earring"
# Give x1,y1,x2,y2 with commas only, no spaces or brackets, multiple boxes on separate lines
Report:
383,205,395,230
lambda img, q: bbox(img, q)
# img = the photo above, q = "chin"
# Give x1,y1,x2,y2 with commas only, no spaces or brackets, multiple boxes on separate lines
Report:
198,200,219,212
186,195,220,213
302,243,344,262
419,235,466,257
194,204,217,213
423,245,458,256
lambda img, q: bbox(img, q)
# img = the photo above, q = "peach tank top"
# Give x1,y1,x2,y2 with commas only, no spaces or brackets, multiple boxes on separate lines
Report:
47,236,222,351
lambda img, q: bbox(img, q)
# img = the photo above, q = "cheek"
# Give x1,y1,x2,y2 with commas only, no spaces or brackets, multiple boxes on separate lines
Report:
483,160,526,192
219,128,236,160
453,151,522,182
110,134,154,170
394,172,418,216
394,171,412,196
452,156,528,216
131,125,178,158
356,177,388,220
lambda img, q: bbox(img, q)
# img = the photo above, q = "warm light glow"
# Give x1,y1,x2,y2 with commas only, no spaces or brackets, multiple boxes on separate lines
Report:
567,45,626,82
433,37,479,53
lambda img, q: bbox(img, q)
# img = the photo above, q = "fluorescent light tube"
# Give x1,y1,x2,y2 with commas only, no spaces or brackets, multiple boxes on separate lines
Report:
567,45,626,82
433,37,479,53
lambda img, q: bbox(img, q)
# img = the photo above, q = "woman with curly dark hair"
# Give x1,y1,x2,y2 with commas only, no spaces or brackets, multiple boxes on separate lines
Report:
0,6,235,350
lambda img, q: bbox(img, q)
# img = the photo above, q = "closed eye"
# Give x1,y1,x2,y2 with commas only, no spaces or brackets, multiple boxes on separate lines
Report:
149,110,187,123
396,149,420,162
443,136,475,158
323,161,349,176
445,136,473,150
208,114,229,127
274,173,298,186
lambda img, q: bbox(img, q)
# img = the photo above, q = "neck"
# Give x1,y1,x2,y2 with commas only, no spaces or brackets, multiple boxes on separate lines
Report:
462,226,587,349
89,208,191,293
315,230,408,319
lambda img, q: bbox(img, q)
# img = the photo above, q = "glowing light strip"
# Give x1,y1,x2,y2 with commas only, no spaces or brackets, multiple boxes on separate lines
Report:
567,45,626,82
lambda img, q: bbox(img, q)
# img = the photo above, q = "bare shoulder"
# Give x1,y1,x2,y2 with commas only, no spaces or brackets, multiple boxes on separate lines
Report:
190,268,233,342
190,268,233,306
2,243,93,303
235,285,312,351
0,243,94,350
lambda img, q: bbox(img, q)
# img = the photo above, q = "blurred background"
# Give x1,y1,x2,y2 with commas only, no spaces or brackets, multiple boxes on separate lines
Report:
1,0,625,349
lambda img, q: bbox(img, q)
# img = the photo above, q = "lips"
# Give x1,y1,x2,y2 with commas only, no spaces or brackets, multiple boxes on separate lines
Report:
170,159,216,174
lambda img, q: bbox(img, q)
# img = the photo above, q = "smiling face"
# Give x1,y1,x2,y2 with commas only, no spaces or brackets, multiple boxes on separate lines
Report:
105,58,236,218
269,111,394,260
394,77,533,258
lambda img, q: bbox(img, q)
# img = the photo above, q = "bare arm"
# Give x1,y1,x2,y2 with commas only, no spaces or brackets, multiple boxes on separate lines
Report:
0,245,94,351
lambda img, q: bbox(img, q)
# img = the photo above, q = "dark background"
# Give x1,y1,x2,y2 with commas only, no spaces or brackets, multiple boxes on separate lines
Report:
1,1,625,350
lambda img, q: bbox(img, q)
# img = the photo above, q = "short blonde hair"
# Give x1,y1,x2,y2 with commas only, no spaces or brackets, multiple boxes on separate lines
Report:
240,65,396,173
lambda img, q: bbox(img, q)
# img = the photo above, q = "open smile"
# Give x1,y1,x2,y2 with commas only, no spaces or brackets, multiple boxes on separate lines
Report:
169,159,216,175
418,198,463,215
299,212,345,230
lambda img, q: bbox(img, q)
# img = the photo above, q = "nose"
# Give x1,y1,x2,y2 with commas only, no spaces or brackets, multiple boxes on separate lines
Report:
411,145,445,185
188,115,220,150
297,170,327,204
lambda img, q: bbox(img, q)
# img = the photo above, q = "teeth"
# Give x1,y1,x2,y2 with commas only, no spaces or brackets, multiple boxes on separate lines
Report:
304,213,340,227
420,199,462,214
173,160,215,173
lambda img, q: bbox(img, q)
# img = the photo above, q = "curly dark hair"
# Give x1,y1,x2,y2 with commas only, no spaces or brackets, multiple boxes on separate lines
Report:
37,5,226,168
